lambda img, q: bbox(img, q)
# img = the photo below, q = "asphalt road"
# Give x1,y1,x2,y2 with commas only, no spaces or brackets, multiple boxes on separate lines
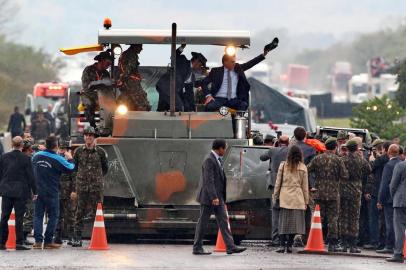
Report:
0,241,404,270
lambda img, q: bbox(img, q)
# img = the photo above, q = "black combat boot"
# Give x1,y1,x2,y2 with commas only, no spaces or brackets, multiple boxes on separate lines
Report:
71,232,83,248
276,235,286,253
23,233,34,246
328,239,338,252
336,237,348,252
349,238,361,253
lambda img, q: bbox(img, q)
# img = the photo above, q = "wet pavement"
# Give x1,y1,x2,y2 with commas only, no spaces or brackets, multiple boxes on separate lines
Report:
0,241,404,270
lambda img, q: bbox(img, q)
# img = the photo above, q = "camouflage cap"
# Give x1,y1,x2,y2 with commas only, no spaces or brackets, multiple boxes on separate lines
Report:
345,139,358,148
372,139,384,147
83,126,96,135
337,130,348,140
324,136,337,146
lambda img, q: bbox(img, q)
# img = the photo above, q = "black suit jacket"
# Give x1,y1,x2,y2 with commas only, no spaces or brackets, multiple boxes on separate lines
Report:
0,150,37,199
378,157,401,205
156,48,192,96
201,54,265,102
196,152,227,205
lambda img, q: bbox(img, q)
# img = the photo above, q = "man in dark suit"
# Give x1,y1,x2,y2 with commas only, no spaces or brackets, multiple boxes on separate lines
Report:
202,41,278,112
387,158,406,262
0,136,37,250
193,139,246,255
260,135,289,246
377,144,400,254
7,106,26,138
156,44,207,112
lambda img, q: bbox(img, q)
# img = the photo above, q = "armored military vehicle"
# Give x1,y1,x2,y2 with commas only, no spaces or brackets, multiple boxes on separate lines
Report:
61,20,273,241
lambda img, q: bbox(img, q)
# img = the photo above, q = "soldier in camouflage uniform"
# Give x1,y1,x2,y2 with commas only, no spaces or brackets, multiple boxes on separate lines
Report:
22,139,35,245
118,44,151,111
55,140,77,245
339,139,373,253
81,51,112,128
71,127,109,247
307,137,349,252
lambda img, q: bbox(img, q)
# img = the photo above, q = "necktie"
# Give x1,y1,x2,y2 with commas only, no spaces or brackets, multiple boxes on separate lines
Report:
218,157,224,168
227,70,232,100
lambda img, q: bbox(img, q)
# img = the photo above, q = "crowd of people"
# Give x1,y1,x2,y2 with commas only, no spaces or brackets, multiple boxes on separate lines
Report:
7,105,57,144
0,126,108,250
260,127,406,263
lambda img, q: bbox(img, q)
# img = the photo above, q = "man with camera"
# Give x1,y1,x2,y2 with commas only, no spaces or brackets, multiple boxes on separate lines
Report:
32,136,75,249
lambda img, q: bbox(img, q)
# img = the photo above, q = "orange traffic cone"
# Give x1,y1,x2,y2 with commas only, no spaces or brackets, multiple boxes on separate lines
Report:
88,203,109,250
6,208,16,249
403,230,406,259
214,205,231,252
304,204,326,253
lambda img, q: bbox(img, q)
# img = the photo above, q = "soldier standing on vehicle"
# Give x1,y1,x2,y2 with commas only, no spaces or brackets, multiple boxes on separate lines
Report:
81,51,112,128
71,127,108,247
117,44,151,111
339,139,372,253
55,140,76,245
307,137,349,252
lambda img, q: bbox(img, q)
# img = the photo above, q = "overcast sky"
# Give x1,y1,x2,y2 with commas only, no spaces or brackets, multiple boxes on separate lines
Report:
11,0,406,80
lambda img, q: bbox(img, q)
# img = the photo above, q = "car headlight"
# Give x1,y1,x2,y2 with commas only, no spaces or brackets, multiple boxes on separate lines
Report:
116,104,128,115
219,106,229,116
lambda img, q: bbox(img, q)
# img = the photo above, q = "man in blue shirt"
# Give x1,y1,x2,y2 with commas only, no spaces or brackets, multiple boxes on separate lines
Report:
32,136,75,249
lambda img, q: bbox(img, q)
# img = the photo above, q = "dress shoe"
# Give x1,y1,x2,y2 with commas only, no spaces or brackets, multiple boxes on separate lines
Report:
349,246,361,253
328,244,339,252
286,246,293,253
226,246,247,254
44,243,62,249
386,255,404,263
376,248,393,254
0,244,6,250
275,246,285,253
32,242,43,249
67,239,73,246
363,244,377,250
192,249,212,255
16,244,31,251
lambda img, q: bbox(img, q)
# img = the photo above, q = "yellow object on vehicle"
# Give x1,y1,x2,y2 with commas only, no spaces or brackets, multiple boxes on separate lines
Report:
60,44,104,55
77,102,86,112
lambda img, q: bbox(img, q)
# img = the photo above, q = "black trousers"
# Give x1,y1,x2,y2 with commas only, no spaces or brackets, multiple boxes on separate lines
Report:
0,196,26,245
193,204,235,251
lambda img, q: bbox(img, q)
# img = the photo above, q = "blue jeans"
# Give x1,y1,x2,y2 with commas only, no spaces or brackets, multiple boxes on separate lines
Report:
368,197,379,245
34,195,60,244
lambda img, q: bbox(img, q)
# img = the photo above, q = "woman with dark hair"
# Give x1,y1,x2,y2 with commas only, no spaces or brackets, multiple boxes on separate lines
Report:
273,145,309,253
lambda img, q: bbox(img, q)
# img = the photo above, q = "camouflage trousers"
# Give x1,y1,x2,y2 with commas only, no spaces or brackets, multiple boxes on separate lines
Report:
83,96,98,128
339,194,361,239
120,79,151,111
316,199,340,240
74,189,103,239
23,200,34,235
56,198,77,239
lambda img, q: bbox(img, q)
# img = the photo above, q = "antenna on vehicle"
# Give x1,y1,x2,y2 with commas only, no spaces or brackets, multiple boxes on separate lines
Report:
170,23,177,117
